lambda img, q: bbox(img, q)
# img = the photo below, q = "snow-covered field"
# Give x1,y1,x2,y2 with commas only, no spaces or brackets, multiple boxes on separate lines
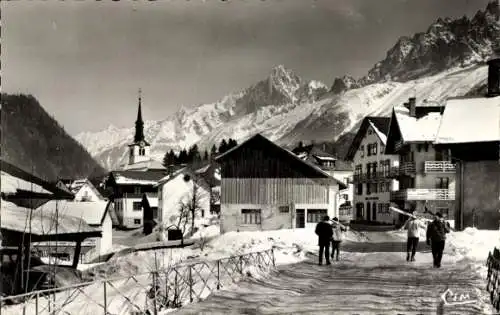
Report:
3,226,498,315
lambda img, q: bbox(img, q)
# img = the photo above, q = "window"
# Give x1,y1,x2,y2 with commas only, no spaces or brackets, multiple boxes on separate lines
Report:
380,182,386,193
355,164,362,175
367,144,371,157
139,148,146,156
368,129,373,135
134,187,141,195
356,184,363,195
435,177,449,189
307,209,327,223
133,202,142,211
373,143,378,155
360,145,365,158
279,205,290,213
378,203,384,214
372,183,378,194
242,209,261,224
367,183,371,195
134,219,141,225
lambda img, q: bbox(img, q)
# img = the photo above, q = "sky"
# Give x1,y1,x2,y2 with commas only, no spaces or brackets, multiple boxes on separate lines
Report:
2,0,493,136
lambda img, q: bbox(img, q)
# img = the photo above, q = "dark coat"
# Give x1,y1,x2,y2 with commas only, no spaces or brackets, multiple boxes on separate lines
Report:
426,219,451,242
315,221,333,246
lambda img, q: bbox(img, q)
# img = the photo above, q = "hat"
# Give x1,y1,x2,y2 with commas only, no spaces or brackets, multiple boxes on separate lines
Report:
323,215,330,221
436,212,443,218
332,217,339,222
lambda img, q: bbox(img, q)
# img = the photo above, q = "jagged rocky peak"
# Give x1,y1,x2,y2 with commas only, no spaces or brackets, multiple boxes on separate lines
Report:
332,1,500,91
330,75,359,94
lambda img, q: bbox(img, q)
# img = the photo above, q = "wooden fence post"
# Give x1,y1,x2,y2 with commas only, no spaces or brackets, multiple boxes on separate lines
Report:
189,266,193,303
239,256,243,274
271,248,275,267
152,272,158,315
103,281,108,315
217,260,221,290
35,293,39,315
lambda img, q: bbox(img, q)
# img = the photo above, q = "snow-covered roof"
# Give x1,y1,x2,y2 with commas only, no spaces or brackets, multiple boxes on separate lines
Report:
394,106,443,142
120,159,166,171
368,119,388,144
39,200,111,226
111,170,165,186
435,96,500,144
1,171,53,195
313,155,337,161
1,200,101,236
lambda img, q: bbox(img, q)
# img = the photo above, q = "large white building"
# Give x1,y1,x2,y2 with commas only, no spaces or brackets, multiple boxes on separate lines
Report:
345,117,400,224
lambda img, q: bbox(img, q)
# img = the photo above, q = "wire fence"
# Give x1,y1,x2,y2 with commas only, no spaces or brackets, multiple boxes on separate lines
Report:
486,246,500,312
0,248,276,315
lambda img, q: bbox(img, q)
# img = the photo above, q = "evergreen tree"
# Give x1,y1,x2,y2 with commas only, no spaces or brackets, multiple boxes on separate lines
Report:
178,149,188,164
210,144,217,159
203,150,209,161
219,139,228,154
188,144,201,163
162,149,177,167
229,138,238,149
298,141,304,149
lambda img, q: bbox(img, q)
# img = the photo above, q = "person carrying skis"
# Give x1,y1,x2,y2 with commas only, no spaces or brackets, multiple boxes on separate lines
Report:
315,215,333,265
402,210,426,262
331,217,347,261
426,212,451,268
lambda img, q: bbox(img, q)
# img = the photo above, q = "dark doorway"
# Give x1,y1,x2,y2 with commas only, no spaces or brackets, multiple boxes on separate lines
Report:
296,209,305,228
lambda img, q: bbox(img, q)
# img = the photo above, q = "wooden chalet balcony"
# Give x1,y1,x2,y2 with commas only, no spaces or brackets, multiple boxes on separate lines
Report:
381,167,400,179
390,189,455,201
398,162,416,176
424,161,456,173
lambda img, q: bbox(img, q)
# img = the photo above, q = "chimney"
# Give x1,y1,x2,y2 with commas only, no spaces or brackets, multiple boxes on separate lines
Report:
408,97,416,117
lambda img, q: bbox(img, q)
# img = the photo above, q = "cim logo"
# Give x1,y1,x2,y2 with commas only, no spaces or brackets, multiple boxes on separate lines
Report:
440,288,478,306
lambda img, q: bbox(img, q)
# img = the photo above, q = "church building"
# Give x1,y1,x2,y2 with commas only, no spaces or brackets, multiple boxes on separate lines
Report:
106,89,166,230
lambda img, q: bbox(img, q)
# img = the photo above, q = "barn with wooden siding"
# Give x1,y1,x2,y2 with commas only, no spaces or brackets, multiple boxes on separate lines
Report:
214,134,347,233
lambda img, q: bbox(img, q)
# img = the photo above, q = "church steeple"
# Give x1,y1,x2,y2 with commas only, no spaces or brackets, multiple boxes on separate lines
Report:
134,88,145,143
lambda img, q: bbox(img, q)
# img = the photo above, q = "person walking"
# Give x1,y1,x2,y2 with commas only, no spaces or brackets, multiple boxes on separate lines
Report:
403,210,426,262
426,212,451,268
315,215,333,265
331,217,347,261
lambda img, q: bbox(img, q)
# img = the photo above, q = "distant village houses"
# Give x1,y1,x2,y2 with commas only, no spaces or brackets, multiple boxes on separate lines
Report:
292,143,354,222
215,134,347,233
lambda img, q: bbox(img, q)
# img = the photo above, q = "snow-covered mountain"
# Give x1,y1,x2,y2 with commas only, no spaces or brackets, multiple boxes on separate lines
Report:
76,1,499,170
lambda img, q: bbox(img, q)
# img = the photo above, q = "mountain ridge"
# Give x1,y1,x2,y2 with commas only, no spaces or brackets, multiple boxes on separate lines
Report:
76,1,498,170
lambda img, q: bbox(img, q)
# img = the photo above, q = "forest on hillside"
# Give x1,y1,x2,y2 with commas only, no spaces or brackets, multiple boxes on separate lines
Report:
1,93,107,182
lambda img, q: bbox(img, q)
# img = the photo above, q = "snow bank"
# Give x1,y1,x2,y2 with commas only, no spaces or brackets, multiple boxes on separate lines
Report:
446,227,500,262
85,227,365,278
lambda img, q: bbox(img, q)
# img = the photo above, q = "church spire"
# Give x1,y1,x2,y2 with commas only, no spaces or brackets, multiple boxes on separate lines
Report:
134,88,145,143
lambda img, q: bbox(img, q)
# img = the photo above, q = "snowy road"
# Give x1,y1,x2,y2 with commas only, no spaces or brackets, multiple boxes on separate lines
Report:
172,232,494,315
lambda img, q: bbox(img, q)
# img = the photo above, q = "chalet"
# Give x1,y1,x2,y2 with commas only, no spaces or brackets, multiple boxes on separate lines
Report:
66,178,105,202
106,170,164,229
32,200,114,259
156,167,211,232
105,89,166,229
433,52,500,230
214,134,347,233
194,163,221,215
345,117,400,224
292,144,354,222
385,98,456,225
